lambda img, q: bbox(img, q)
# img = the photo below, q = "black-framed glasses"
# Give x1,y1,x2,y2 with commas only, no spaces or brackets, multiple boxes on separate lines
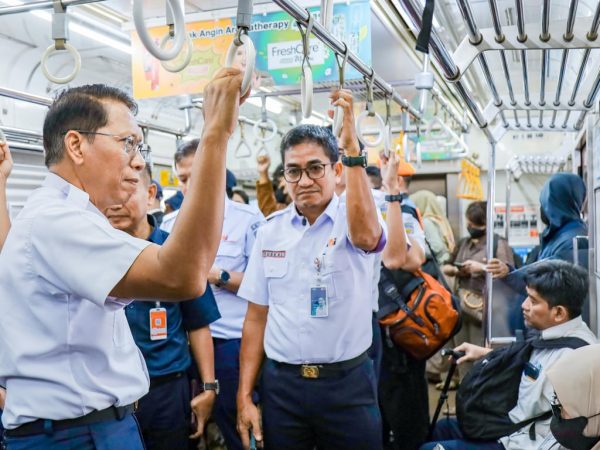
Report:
283,162,335,183
66,130,151,162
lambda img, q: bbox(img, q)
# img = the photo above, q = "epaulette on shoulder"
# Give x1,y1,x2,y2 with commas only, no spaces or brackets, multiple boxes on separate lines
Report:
266,207,288,222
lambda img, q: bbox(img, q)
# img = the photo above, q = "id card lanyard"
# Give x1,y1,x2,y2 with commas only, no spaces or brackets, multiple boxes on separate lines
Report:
149,301,167,340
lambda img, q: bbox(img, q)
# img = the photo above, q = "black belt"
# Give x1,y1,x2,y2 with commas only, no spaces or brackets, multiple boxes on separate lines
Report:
150,371,184,389
5,404,135,437
269,351,368,379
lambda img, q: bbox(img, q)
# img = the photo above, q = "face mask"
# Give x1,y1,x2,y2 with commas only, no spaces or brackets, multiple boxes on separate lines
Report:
467,226,485,239
275,187,287,204
550,414,600,450
540,207,549,226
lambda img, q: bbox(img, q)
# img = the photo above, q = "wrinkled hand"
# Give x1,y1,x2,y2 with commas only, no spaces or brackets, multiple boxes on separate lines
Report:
454,342,492,365
202,68,250,139
256,154,271,177
0,141,13,182
463,259,486,275
380,151,400,194
189,391,216,439
486,258,510,279
237,397,263,450
329,89,360,156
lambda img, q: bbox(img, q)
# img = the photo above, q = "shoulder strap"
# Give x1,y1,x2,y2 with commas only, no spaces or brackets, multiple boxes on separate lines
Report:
530,337,589,350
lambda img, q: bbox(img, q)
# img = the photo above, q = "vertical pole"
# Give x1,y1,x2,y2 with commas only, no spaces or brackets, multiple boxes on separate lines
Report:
484,141,497,347
586,110,598,335
505,169,512,240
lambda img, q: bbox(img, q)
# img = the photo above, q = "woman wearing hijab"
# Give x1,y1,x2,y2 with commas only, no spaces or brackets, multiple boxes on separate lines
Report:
410,189,455,265
540,344,600,450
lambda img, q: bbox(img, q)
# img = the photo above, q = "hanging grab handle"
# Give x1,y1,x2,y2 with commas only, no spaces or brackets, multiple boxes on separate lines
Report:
225,0,256,96
235,121,253,158
252,97,278,143
332,43,349,137
383,95,393,157
298,11,315,119
320,0,334,31
41,1,81,84
356,70,386,148
133,0,186,61
160,33,193,73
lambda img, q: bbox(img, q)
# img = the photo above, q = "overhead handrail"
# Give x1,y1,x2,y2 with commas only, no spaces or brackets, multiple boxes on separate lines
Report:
320,0,333,31
252,96,277,142
235,120,253,158
297,11,314,119
225,0,256,95
423,115,468,154
160,30,193,73
356,70,386,148
332,43,349,137
383,95,394,157
41,1,81,84
133,0,186,61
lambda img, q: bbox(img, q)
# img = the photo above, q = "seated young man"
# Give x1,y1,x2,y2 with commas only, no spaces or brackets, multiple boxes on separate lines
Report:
421,259,597,450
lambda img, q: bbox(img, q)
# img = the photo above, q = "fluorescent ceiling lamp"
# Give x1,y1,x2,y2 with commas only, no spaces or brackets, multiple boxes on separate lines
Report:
0,0,132,54
246,97,283,115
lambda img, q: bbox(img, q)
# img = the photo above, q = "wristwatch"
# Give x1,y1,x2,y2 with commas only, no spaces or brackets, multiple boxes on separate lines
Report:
385,194,404,203
202,380,220,395
215,269,230,288
341,154,367,168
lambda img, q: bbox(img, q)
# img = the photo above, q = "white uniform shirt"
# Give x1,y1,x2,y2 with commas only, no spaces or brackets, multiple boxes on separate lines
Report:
0,173,151,429
499,316,597,450
160,198,265,339
238,194,386,364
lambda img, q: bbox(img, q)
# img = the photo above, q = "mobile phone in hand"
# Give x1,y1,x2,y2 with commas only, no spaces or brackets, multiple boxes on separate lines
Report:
452,261,464,268
249,431,257,450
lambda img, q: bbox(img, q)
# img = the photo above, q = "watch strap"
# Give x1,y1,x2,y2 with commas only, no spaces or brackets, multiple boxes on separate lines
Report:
202,381,220,395
385,194,405,203
341,155,367,168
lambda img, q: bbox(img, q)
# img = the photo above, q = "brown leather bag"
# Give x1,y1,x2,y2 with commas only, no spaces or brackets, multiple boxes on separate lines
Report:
379,268,460,360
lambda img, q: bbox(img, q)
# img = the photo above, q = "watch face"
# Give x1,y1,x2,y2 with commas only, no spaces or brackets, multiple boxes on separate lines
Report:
220,271,230,283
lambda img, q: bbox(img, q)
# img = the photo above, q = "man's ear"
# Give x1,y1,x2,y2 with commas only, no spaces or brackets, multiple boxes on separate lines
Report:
63,131,86,166
147,183,157,209
553,305,570,323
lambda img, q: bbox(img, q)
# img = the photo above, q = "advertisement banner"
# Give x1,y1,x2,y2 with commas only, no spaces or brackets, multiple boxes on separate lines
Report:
131,1,371,99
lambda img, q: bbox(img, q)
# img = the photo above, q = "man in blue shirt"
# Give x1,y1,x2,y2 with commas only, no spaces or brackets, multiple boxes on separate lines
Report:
105,165,221,449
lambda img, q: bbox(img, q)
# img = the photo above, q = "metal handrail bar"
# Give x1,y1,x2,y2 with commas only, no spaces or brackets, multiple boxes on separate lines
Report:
521,50,530,105
540,49,547,106
569,49,591,106
488,0,505,42
554,50,569,106
0,0,103,15
564,0,579,41
541,0,551,41
515,0,526,42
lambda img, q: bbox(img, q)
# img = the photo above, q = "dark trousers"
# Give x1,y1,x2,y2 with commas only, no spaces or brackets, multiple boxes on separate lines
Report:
261,358,382,450
419,418,504,450
213,338,245,450
379,340,429,450
368,313,383,383
135,372,190,450
4,414,144,450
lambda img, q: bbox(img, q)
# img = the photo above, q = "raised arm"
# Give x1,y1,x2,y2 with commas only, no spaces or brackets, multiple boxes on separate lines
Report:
381,151,407,269
0,141,13,251
332,89,381,251
112,69,248,300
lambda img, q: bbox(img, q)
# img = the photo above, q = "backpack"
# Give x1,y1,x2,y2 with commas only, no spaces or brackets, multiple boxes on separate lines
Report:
377,266,460,360
456,336,589,441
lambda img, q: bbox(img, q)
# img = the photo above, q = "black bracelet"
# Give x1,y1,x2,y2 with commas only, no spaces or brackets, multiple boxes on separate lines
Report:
385,194,404,203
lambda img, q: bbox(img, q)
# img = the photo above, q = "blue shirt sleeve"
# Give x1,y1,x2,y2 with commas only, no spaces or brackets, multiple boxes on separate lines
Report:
180,283,221,331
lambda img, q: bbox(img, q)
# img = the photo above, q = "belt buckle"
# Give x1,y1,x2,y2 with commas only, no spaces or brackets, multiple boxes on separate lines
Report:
301,365,319,379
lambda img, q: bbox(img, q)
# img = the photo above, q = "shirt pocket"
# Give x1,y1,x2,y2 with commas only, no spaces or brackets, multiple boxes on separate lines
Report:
219,241,243,265
264,258,288,305
321,247,350,302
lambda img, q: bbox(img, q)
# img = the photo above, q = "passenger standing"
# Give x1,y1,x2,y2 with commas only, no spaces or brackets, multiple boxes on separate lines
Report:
105,166,221,449
0,69,246,449
236,90,385,450
255,154,290,216
148,178,165,226
162,140,265,450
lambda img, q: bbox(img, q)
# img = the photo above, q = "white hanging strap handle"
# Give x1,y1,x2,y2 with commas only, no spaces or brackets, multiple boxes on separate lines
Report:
41,1,81,84
252,97,278,142
256,128,270,157
332,43,349,137
298,12,315,119
356,70,386,148
225,29,256,96
160,32,193,73
383,95,394,157
133,0,186,61
235,121,253,158
320,0,334,31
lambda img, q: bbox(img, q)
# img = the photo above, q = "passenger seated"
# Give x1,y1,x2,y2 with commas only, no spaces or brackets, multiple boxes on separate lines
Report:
421,259,597,450
540,343,600,450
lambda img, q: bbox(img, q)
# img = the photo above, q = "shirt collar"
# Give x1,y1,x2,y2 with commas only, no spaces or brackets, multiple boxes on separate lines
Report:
542,315,584,340
146,214,162,243
43,172,101,214
290,194,340,226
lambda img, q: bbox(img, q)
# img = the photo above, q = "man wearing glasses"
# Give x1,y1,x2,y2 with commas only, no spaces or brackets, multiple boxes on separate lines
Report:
236,90,386,450
0,69,246,449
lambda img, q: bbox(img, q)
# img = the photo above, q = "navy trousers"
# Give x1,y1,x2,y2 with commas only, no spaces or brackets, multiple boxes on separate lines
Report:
213,338,245,450
419,418,505,450
368,313,383,383
261,358,382,450
4,414,144,450
135,373,191,450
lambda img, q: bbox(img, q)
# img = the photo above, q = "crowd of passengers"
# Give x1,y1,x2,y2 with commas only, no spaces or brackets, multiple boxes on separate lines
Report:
0,68,598,450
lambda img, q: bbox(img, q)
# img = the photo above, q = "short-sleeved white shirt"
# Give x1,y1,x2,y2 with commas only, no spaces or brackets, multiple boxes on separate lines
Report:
237,194,386,364
160,198,265,339
0,173,151,429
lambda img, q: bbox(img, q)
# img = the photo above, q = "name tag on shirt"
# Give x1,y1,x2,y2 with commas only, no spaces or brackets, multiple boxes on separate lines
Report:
149,308,167,340
310,286,329,318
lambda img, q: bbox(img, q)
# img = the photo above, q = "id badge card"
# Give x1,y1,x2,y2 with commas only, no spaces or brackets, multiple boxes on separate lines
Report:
149,307,167,340
310,286,329,318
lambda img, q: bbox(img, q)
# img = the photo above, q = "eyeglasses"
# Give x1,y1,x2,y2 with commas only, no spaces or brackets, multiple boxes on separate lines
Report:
283,162,335,183
67,130,151,162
